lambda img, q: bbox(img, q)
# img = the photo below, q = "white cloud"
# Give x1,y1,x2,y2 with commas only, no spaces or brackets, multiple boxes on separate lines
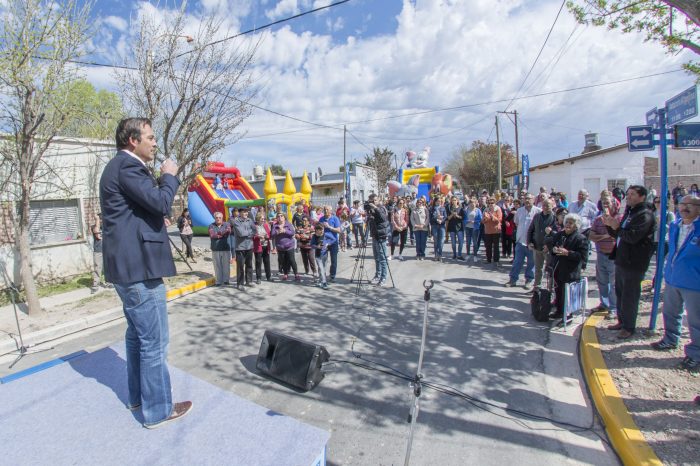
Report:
103,15,128,31
79,0,695,185
265,0,302,20
232,0,692,178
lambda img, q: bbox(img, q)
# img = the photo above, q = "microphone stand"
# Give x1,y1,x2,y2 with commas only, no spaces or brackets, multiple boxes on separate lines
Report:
0,262,53,369
168,235,193,271
404,280,434,466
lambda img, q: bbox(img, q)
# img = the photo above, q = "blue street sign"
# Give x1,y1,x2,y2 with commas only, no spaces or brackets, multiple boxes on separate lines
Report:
673,122,700,149
665,85,698,126
627,125,654,151
646,107,659,129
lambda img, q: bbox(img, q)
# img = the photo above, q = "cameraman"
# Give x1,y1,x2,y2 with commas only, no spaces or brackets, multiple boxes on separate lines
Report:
366,194,390,286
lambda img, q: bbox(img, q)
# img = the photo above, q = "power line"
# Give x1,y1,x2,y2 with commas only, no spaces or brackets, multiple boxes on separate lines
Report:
346,130,372,152
36,0,352,71
239,68,683,143
349,115,491,142
170,0,352,63
504,0,567,112
243,126,338,139
521,7,585,97
343,69,683,125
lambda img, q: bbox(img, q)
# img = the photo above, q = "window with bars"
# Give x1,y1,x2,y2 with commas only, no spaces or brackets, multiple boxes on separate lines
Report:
28,199,83,245
607,179,627,191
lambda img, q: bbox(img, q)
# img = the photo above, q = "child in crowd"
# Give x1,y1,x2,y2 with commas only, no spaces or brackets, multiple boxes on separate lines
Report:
310,223,336,289
339,213,350,252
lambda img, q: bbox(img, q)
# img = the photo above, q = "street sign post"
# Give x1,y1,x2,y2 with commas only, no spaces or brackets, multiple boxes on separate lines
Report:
646,107,659,129
626,125,654,151
673,122,700,149
628,86,698,331
665,85,698,126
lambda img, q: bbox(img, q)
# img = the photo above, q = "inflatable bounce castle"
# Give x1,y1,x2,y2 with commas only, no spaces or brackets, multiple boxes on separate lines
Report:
187,162,265,234
394,147,452,199
263,168,312,221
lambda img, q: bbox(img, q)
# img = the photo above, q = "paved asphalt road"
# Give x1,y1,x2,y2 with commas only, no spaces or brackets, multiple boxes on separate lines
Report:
0,238,618,465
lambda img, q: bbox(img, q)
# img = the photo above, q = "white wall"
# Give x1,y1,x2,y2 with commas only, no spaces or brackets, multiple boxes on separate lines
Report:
529,146,650,198
0,137,112,284
0,240,92,285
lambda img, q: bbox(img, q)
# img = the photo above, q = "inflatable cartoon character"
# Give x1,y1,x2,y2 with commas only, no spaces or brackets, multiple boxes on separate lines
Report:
388,174,420,197
431,172,453,197
405,151,416,168
413,147,430,168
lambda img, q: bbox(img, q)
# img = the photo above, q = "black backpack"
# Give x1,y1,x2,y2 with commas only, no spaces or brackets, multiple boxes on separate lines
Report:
531,268,553,322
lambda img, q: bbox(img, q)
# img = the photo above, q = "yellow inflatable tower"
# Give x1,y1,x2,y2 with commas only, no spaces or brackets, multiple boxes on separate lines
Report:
264,168,312,220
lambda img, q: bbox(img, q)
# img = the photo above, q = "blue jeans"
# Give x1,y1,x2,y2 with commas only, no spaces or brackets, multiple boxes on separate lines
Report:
372,238,388,280
595,251,616,311
431,225,445,258
661,284,700,360
449,230,464,257
414,230,428,257
465,227,480,255
113,279,172,425
329,241,339,279
509,243,534,283
315,254,328,284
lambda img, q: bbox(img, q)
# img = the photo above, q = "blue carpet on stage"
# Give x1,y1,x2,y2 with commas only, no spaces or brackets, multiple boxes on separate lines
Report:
0,344,329,466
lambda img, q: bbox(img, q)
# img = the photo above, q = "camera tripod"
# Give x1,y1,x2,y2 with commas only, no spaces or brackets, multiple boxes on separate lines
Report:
0,262,53,369
350,225,394,295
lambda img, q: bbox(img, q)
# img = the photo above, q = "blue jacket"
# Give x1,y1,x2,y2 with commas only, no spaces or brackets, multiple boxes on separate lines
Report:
462,206,482,229
99,151,180,284
664,217,700,291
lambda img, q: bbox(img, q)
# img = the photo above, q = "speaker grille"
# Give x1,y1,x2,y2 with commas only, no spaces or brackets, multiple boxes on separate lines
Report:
256,330,329,391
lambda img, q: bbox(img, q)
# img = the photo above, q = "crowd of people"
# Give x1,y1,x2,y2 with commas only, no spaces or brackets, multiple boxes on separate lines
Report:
98,118,698,431
175,182,699,373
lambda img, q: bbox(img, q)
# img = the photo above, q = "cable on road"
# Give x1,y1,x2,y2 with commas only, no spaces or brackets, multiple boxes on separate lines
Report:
331,280,612,445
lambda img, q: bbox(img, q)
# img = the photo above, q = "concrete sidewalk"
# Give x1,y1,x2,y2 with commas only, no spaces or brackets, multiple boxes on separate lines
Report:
0,276,214,356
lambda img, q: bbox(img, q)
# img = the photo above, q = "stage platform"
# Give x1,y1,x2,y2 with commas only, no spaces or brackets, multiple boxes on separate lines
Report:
0,344,329,466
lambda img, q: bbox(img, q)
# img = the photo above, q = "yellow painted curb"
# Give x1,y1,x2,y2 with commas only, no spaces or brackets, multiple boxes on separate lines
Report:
580,312,662,466
166,276,216,301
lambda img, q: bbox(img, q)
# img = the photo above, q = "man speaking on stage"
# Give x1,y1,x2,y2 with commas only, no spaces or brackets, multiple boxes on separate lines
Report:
100,117,193,428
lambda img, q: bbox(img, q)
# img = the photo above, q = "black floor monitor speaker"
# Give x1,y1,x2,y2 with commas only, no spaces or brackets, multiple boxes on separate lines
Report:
256,330,330,392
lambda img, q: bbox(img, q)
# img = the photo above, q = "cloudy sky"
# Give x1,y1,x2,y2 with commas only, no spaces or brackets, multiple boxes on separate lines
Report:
81,0,696,177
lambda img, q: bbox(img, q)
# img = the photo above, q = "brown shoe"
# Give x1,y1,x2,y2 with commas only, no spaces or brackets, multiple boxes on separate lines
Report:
607,323,623,331
144,401,193,429
617,329,633,339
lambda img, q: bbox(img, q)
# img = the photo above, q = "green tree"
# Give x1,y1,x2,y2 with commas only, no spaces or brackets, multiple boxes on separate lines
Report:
57,80,123,140
269,164,285,176
567,1,700,76
445,141,516,194
0,0,92,316
364,147,397,193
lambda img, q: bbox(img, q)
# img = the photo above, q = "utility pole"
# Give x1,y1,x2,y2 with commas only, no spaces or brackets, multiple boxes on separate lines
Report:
495,115,501,192
497,110,520,192
514,110,520,192
343,124,347,199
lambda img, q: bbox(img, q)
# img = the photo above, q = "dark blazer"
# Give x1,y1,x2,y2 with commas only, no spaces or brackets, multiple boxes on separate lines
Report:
606,202,655,272
99,151,180,284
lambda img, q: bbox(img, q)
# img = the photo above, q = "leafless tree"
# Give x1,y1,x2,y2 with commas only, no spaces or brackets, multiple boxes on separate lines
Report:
115,4,260,207
0,0,92,315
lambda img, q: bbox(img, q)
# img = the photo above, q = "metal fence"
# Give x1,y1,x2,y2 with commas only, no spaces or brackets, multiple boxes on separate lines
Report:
310,195,343,208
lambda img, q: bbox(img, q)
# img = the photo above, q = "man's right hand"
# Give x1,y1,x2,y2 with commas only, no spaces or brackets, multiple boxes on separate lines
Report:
161,158,178,176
